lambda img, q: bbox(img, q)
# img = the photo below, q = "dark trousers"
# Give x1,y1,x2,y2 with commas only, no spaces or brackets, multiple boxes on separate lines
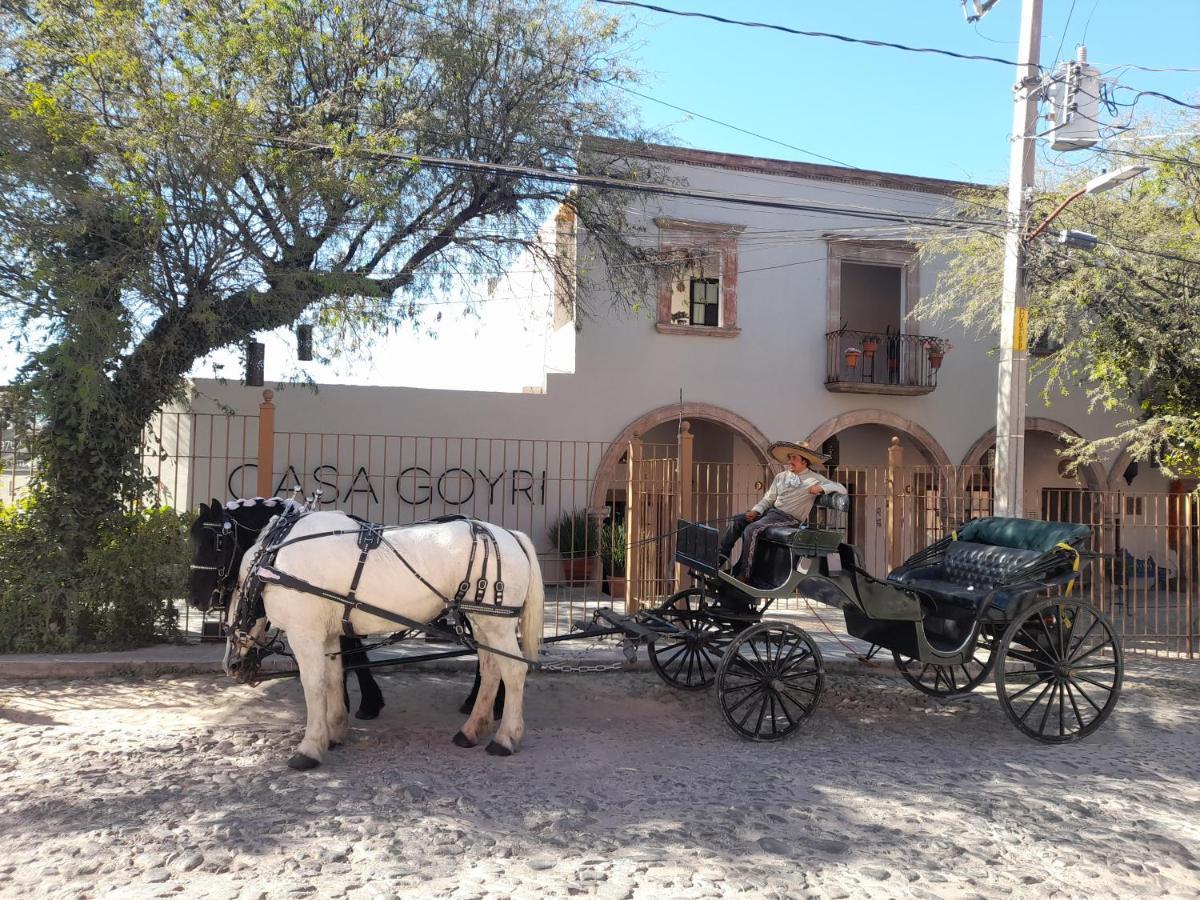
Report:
719,509,799,577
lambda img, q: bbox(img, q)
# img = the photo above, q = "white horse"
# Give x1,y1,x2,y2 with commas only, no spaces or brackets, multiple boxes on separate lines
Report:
223,512,543,770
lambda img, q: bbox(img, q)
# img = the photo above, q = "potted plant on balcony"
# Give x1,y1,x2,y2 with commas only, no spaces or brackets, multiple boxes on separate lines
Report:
843,346,862,369
860,334,881,357
923,337,953,370
600,522,627,598
549,509,600,583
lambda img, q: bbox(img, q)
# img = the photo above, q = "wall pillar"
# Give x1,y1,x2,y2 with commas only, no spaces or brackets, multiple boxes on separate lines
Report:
256,389,276,498
887,436,904,573
626,435,642,615
675,421,694,590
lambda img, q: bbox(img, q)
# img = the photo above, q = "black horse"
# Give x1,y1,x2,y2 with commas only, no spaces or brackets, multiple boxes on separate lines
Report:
188,498,501,718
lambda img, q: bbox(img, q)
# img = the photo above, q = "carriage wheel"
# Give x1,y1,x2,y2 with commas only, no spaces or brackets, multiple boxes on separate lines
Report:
716,622,824,742
648,588,734,691
893,634,997,698
995,597,1123,744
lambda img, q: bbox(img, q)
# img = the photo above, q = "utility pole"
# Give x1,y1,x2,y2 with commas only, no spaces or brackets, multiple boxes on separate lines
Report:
993,0,1043,518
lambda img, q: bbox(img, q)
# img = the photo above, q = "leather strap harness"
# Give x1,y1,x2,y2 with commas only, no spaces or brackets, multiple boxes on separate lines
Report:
230,510,524,657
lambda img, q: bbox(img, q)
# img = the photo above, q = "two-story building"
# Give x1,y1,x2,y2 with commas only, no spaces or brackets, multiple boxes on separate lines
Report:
175,140,1188,603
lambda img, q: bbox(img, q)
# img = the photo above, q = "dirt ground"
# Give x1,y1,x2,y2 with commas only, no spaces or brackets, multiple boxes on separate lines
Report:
0,659,1197,899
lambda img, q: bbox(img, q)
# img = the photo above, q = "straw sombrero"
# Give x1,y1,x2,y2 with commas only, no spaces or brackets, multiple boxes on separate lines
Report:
767,440,830,468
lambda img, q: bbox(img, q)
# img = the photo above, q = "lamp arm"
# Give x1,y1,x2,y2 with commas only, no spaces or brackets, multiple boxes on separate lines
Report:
1025,188,1087,242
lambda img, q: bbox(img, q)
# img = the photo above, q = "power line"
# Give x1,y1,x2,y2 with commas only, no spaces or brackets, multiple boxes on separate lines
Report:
1052,0,1079,67
594,0,1029,68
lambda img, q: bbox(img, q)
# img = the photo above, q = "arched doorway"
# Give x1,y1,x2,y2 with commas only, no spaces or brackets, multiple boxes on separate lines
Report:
804,410,953,572
960,418,1108,520
589,403,772,512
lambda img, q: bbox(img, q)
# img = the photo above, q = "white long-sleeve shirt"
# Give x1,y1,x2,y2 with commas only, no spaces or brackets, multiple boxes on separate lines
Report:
752,469,848,521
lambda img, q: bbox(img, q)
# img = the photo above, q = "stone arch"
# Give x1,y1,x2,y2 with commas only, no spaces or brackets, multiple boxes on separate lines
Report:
960,418,1107,493
1106,446,1136,492
589,403,772,509
804,409,953,469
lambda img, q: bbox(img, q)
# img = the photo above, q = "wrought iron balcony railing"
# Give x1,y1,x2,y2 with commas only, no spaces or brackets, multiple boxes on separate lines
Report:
825,329,944,395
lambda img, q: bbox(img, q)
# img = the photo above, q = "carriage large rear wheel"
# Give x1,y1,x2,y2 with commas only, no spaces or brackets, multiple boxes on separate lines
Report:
995,597,1123,743
716,622,825,742
893,634,997,698
648,588,734,691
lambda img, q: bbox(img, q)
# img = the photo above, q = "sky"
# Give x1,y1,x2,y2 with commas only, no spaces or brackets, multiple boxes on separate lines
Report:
6,1,1199,390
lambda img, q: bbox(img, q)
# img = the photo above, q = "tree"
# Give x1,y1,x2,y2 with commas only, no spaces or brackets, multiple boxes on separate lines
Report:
916,126,1200,478
0,0,654,567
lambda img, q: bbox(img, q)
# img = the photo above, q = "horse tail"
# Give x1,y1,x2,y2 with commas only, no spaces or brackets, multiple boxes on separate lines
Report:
513,530,543,663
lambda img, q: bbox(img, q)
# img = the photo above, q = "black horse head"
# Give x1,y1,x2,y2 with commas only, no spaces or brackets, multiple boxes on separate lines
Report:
189,497,297,611
189,498,237,611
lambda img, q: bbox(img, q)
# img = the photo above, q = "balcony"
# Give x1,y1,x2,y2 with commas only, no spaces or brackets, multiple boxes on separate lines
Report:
825,329,943,396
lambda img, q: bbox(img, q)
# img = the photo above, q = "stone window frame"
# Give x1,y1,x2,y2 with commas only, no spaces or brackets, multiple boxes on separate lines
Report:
825,238,921,335
654,217,744,338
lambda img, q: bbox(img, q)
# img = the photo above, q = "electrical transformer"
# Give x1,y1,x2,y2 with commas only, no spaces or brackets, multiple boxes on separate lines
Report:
1046,46,1101,152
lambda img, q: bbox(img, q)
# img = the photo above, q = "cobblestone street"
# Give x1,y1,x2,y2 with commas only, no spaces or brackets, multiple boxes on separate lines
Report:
1,660,1197,899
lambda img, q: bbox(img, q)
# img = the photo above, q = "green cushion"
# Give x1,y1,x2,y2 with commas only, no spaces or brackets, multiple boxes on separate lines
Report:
955,517,1089,553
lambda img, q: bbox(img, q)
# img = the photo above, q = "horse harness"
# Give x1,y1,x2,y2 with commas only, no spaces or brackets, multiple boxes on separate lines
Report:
230,510,522,654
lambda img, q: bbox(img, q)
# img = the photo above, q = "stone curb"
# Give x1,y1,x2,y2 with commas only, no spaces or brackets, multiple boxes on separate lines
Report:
0,651,898,680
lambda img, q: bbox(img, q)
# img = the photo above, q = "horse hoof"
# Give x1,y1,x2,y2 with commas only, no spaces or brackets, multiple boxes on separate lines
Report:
452,730,477,749
287,753,321,771
355,708,381,720
485,740,513,757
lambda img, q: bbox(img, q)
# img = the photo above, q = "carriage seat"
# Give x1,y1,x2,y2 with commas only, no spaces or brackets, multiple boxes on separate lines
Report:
887,517,1090,614
758,492,850,552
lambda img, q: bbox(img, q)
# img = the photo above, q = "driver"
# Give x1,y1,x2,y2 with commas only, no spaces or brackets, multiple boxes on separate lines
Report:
718,440,847,579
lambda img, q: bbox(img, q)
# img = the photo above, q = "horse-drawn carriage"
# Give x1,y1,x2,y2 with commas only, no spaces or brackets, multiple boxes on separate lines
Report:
611,493,1123,744
190,492,1123,768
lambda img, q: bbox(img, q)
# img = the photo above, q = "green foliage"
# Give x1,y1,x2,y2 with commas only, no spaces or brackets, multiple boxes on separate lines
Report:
0,0,657,636
0,500,188,652
548,509,600,559
600,521,626,576
916,124,1200,476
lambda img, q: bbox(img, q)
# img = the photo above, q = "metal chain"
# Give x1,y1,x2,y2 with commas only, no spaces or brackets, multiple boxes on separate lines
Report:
539,660,629,673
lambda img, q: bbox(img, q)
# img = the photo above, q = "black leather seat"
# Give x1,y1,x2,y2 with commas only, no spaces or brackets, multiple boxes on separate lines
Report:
887,517,1090,614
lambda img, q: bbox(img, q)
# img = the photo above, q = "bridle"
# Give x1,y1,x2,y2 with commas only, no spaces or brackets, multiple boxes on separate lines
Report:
190,515,241,610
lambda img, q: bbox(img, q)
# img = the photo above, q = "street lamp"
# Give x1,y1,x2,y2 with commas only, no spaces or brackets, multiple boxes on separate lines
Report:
1026,165,1149,241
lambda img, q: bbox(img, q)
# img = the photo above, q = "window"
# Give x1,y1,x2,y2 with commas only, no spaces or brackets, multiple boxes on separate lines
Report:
655,218,743,337
689,277,720,327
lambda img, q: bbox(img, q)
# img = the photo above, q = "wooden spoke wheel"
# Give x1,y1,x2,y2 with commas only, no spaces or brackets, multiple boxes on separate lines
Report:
716,622,825,742
893,634,997,698
995,597,1124,744
648,589,734,691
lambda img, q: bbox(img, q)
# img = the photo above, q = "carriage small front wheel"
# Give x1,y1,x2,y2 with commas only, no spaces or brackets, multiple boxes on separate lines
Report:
994,597,1124,743
648,588,734,691
716,622,825,742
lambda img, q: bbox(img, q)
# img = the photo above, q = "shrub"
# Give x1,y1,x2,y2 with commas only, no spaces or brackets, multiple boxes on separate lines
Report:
600,522,627,576
548,509,600,559
0,499,188,652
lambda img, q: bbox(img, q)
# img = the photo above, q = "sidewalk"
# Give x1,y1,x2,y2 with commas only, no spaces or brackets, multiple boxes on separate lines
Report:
0,605,890,679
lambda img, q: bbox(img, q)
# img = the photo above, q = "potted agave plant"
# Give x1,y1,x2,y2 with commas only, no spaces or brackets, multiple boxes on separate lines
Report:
861,334,881,357
844,346,862,369
923,337,953,370
601,522,627,598
549,509,600,583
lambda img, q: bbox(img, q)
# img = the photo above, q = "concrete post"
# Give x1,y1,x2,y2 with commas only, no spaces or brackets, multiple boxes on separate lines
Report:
256,389,275,498
993,0,1043,517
